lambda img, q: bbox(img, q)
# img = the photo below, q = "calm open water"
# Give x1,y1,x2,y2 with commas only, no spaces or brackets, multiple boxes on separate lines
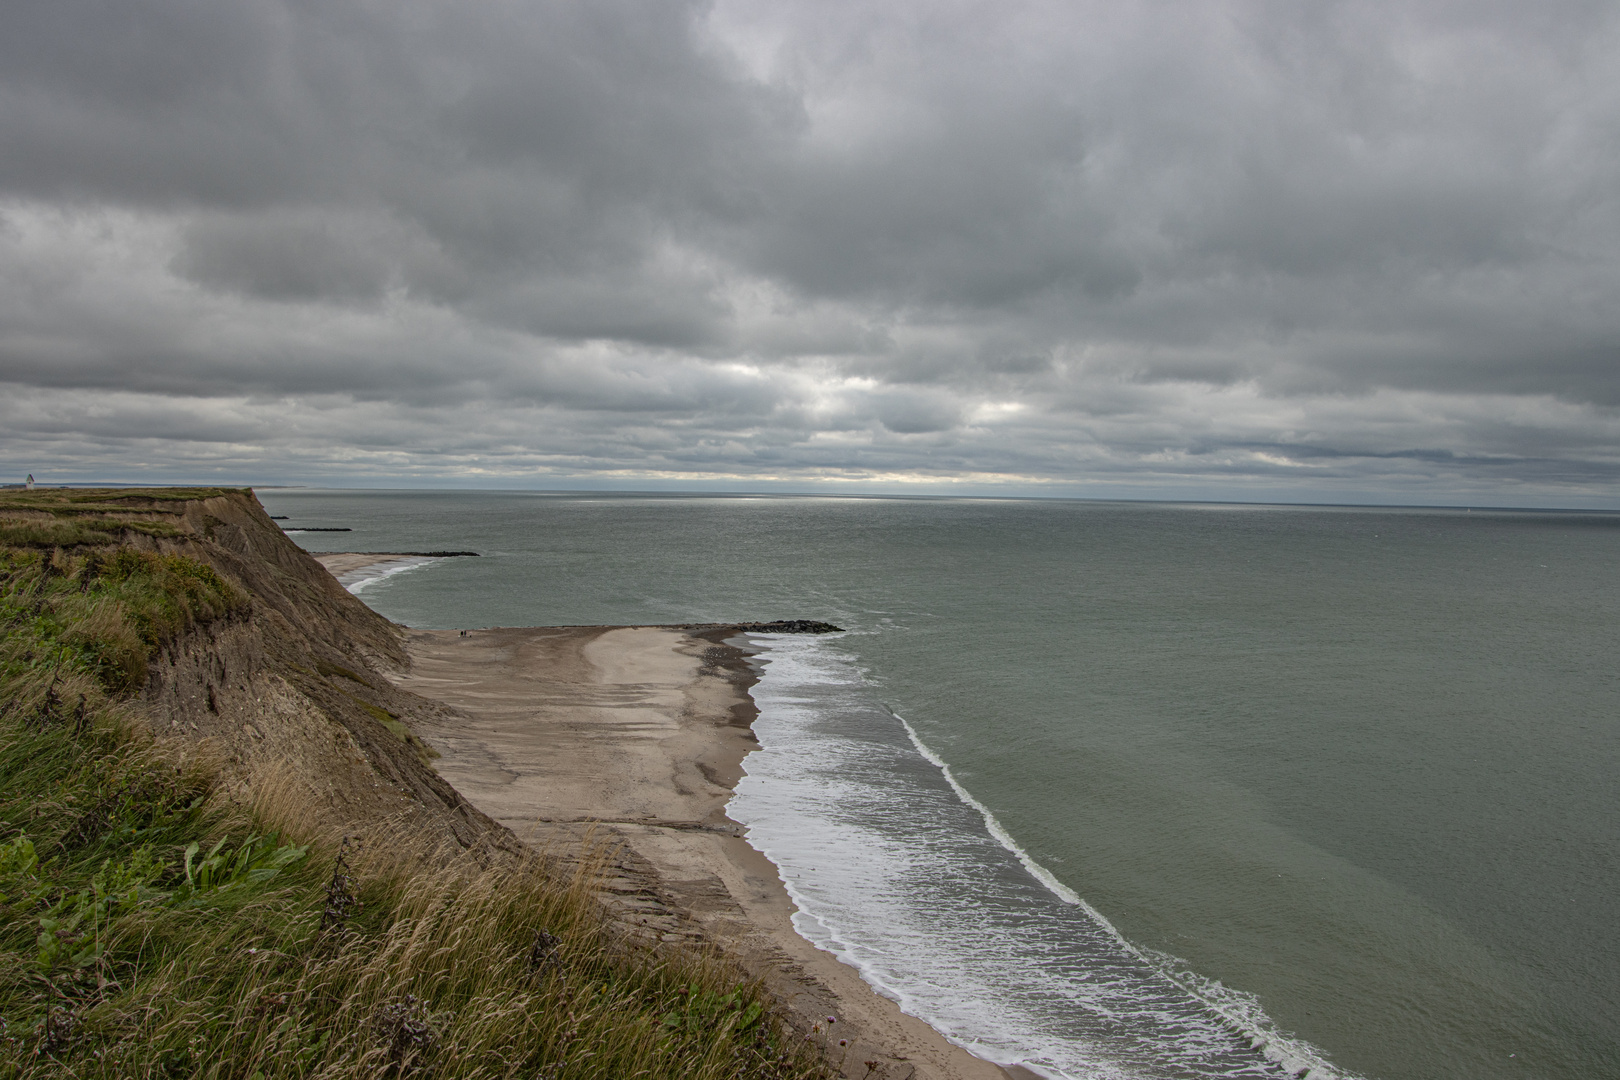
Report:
260,489,1620,1080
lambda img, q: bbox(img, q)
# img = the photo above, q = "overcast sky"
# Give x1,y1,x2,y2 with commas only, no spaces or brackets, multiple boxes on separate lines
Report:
3,0,1618,505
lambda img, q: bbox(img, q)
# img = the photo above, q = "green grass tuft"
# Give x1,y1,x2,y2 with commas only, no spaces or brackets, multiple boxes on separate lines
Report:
0,522,832,1080
315,660,374,688
0,521,117,549
0,547,246,693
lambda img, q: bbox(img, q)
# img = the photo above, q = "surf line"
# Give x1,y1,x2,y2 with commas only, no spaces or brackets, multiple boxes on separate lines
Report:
886,705,1355,1080
346,557,443,595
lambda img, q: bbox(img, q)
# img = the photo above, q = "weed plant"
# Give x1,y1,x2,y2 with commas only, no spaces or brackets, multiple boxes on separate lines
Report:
0,543,833,1079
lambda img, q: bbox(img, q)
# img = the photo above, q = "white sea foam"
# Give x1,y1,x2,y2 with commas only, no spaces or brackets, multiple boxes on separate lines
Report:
730,632,1359,1080
895,711,1354,1080
340,557,441,594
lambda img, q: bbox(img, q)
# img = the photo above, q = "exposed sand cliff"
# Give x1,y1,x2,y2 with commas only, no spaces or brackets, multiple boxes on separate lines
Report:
9,490,514,854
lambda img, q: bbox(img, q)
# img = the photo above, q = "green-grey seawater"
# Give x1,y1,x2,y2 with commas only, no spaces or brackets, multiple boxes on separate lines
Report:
262,490,1620,1080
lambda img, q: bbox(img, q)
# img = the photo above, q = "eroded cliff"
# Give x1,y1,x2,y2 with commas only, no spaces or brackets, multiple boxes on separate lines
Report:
1,487,510,853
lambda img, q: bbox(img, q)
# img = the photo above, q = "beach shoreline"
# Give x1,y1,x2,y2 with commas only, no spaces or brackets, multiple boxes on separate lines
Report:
316,552,449,592
313,554,1034,1080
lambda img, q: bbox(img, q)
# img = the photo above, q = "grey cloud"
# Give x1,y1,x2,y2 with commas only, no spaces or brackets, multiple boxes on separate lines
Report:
471,266,733,348
1,0,1618,501
174,211,411,302
865,388,962,434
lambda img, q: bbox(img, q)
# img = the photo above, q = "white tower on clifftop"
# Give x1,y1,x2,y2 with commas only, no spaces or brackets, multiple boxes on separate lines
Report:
24,474,33,490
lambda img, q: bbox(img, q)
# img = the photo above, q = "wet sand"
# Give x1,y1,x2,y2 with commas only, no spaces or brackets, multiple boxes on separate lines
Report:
312,552,1034,1079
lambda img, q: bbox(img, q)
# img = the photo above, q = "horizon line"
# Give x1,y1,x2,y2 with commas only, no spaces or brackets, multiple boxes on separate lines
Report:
11,481,1619,516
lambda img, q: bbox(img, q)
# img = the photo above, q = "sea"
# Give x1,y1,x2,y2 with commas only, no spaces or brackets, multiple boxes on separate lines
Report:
257,489,1620,1080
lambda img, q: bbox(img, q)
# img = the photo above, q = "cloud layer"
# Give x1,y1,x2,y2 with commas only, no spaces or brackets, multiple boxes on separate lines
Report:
3,0,1618,502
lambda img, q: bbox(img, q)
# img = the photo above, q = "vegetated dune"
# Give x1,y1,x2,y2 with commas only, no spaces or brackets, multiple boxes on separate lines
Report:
0,488,834,1079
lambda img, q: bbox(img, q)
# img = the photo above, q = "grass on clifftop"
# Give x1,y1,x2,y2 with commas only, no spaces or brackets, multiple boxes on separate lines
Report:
0,543,836,1080
0,488,251,549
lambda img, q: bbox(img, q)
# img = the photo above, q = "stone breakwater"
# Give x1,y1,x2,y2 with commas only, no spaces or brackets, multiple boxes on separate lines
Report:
688,619,843,634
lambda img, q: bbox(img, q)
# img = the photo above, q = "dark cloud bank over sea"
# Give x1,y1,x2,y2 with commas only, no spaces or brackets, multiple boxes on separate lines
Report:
3,0,1619,504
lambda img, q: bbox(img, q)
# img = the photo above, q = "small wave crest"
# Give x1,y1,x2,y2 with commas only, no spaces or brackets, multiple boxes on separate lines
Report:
731,632,1357,1080
340,557,442,594
895,709,1356,1080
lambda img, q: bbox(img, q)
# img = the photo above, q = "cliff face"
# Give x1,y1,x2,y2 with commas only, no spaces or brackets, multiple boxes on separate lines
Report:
0,494,837,1080
22,489,509,852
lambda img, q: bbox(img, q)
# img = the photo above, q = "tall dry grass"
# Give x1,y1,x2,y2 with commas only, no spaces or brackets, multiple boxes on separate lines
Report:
0,540,836,1080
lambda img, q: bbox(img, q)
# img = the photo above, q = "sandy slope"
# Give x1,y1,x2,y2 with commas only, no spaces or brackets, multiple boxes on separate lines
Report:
381,621,1029,1080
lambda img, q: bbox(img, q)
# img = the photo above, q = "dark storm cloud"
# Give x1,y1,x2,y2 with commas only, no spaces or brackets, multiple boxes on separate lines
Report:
1,0,1618,501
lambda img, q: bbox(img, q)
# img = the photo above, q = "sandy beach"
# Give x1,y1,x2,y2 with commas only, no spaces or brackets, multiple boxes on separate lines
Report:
315,555,1026,1080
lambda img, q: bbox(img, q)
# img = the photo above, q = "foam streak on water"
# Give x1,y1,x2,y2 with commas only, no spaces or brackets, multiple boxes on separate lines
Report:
729,634,1351,1080
338,557,442,595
